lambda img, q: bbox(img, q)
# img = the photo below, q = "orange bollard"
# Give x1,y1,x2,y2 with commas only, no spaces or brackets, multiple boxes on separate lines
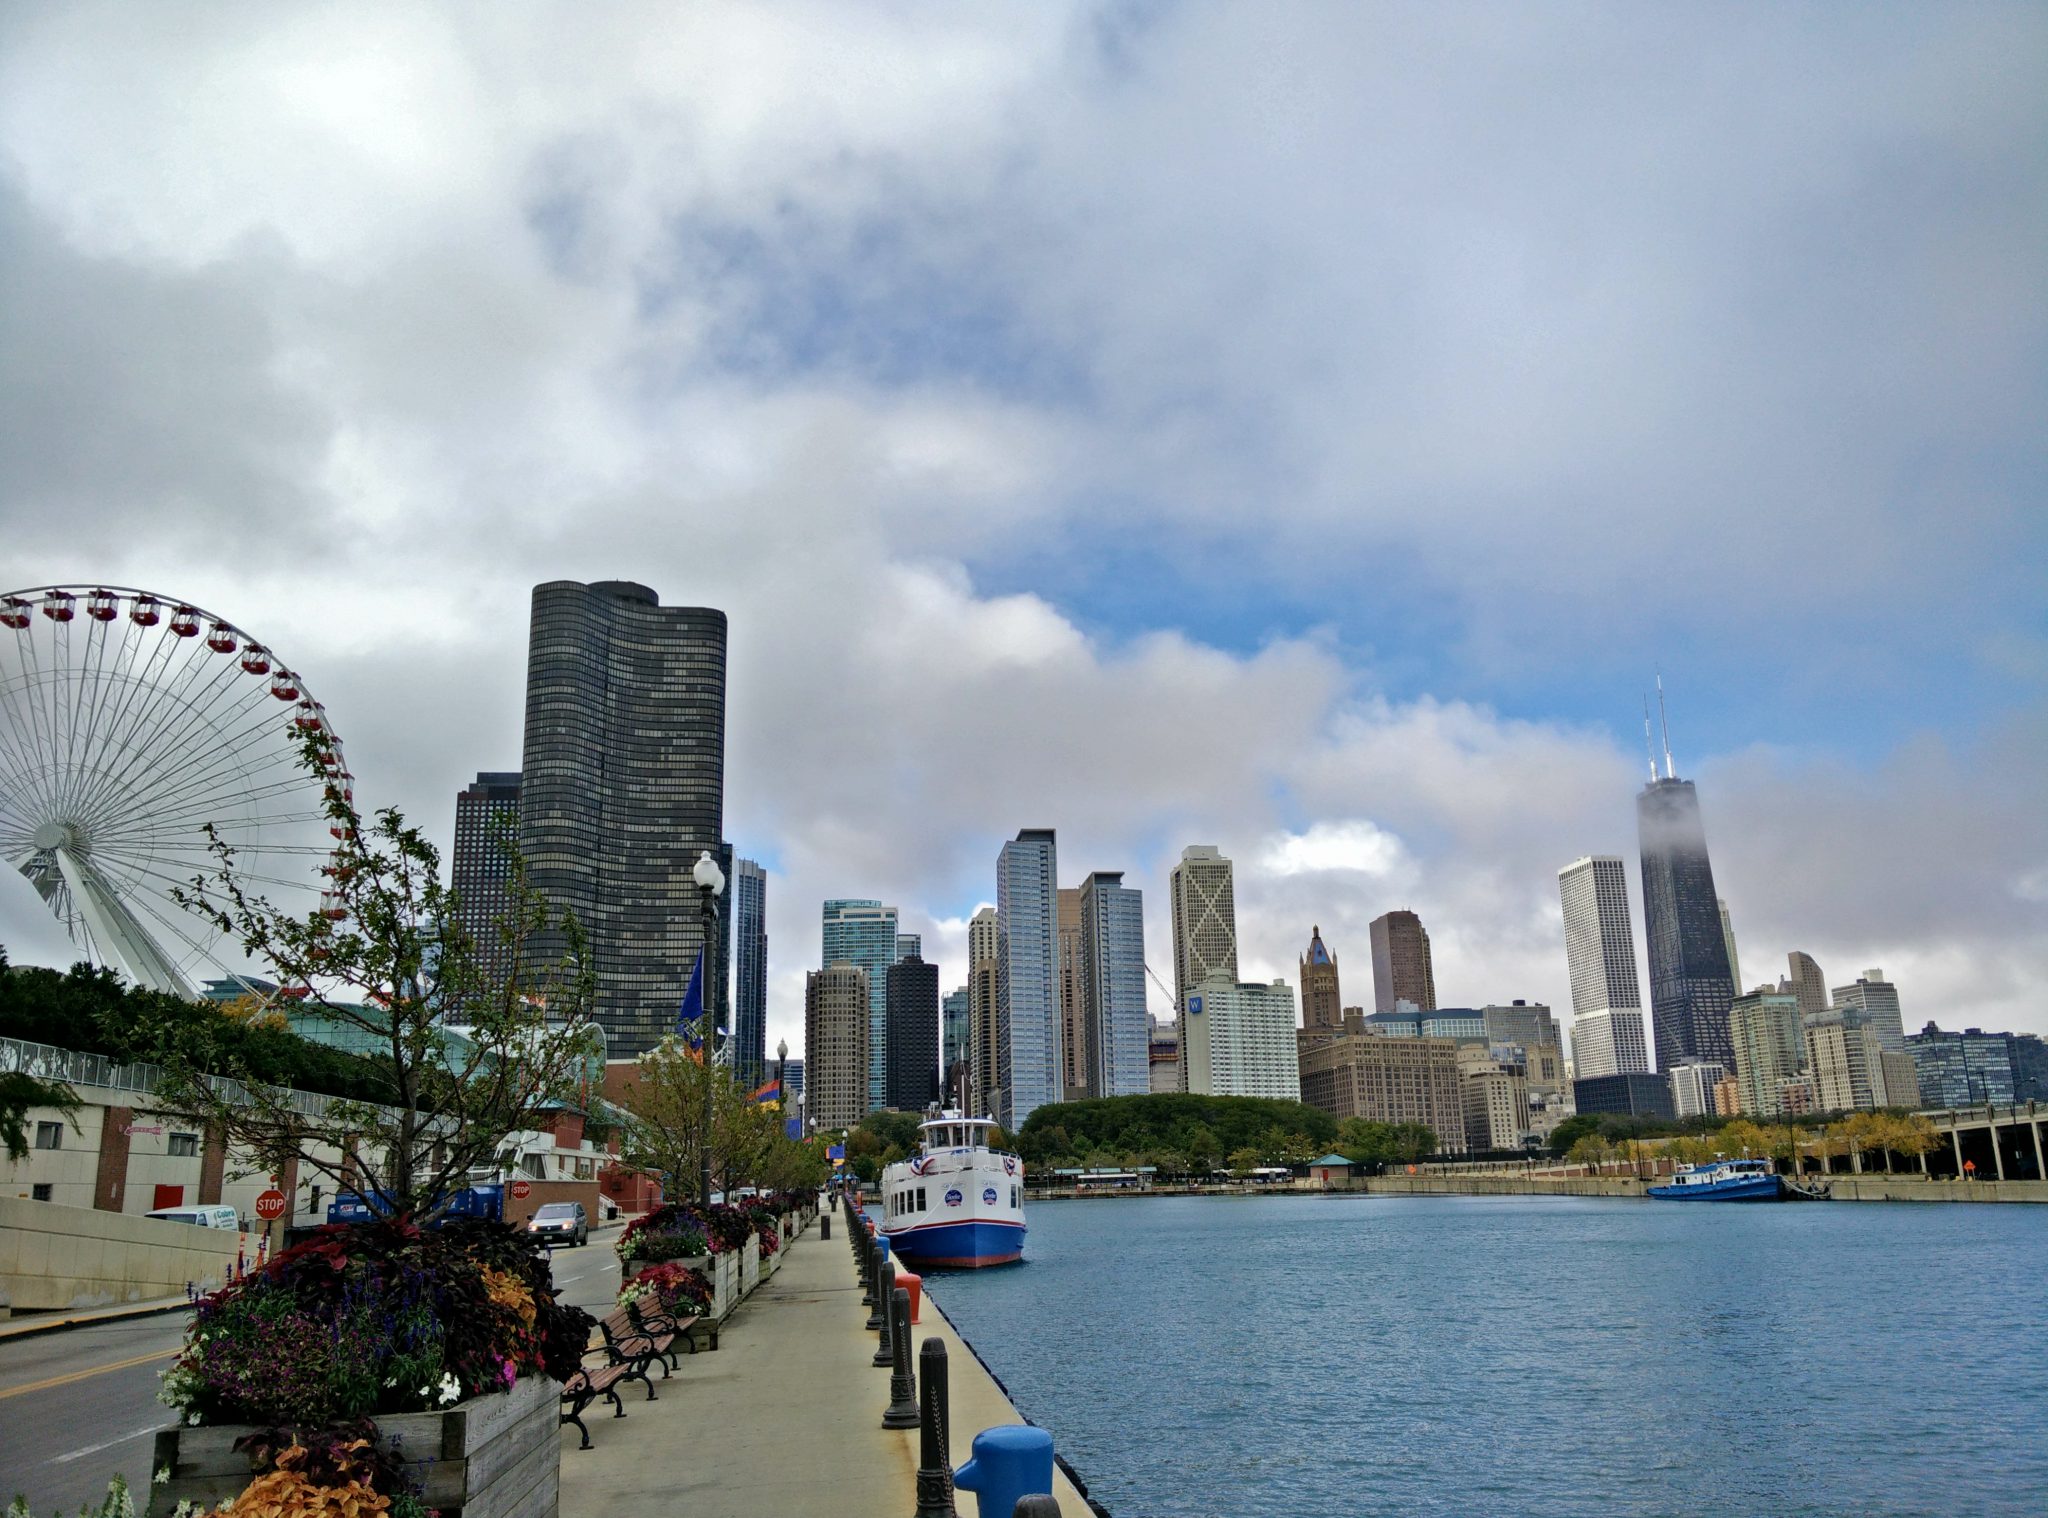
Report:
895,1269,922,1324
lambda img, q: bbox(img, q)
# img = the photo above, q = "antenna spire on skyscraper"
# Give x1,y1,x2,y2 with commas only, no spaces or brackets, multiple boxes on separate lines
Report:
1642,696,1658,783
1656,673,1675,778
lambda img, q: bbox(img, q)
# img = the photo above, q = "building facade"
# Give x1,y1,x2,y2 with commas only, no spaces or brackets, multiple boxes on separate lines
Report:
1906,1023,2017,1108
1636,775,1737,1072
1458,1046,1531,1152
1300,927,1341,1031
1182,973,1299,1100
1169,845,1238,1091
1804,1009,1890,1112
1149,1017,1181,1094
1668,1059,1728,1118
1571,1071,1676,1121
1296,1018,1464,1150
1369,909,1437,1012
1831,969,1905,1052
942,987,971,1089
1728,989,1805,1117
996,829,1061,1131
884,954,941,1112
967,908,1000,1121
1079,870,1149,1098
449,771,523,991
822,899,900,1112
519,580,727,1058
804,962,871,1131
1057,887,1087,1100
1570,1007,1651,1078
1557,856,1645,1020
1786,951,1828,1018
729,858,767,1086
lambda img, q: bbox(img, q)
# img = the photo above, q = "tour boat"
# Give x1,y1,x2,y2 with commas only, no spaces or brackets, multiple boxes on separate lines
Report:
879,1110,1026,1268
1647,1157,1822,1201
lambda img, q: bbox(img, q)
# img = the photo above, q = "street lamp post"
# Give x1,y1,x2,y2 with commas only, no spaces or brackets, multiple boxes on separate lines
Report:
693,849,726,1208
777,1038,789,1142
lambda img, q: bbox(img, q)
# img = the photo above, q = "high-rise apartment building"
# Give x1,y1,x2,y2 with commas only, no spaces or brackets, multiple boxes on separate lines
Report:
967,907,1000,1121
520,580,726,1058
822,899,900,1112
1786,952,1828,1018
1804,1009,1889,1111
896,933,921,961
449,772,522,990
1570,1007,1650,1078
1831,968,1904,1053
1718,899,1741,995
885,953,940,1112
729,858,767,1087
1906,1023,2016,1108
1300,927,1341,1031
1369,910,1437,1012
1668,1059,1728,1118
804,962,870,1131
1637,774,1736,1072
1057,887,1087,1099
1149,1017,1181,1094
996,829,1061,1131
1481,1001,1561,1056
1182,973,1300,1100
1458,1045,1530,1152
1079,871,1149,1098
1728,989,1805,1117
1169,846,1238,1091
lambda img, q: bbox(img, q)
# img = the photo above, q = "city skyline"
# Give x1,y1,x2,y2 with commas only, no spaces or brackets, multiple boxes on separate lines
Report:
3,9,2043,1061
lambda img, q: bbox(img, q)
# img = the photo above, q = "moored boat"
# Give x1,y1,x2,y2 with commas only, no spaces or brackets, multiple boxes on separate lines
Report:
1647,1157,1825,1201
879,1110,1026,1268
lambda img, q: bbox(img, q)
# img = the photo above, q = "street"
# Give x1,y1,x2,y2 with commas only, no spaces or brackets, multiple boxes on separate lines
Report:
0,1235,621,1516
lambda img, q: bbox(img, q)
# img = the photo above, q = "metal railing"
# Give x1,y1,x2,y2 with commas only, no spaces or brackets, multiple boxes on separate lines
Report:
0,1035,380,1122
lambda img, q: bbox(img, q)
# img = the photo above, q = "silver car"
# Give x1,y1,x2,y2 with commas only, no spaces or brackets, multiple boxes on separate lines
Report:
528,1200,588,1247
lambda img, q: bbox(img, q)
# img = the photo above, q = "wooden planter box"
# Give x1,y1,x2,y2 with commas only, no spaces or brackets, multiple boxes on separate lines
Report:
711,1250,739,1321
740,1234,761,1294
147,1374,558,1518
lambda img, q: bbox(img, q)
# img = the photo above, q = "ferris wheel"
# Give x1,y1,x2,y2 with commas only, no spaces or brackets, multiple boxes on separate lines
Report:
0,584,348,999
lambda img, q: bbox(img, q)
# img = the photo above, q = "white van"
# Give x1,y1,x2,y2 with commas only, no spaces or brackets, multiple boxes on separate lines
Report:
147,1204,242,1231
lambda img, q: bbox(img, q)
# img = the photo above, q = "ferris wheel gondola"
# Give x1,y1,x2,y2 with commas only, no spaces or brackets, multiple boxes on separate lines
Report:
0,583,345,999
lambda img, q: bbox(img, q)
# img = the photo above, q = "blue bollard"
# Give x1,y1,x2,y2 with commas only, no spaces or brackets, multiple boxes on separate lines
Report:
952,1424,1054,1518
877,1236,892,1265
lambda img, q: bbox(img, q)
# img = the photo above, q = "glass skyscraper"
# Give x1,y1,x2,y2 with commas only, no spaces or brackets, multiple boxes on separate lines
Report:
1637,776,1736,1072
996,829,1060,1131
519,580,726,1059
730,858,767,1086
1079,870,1149,1098
822,899,899,1112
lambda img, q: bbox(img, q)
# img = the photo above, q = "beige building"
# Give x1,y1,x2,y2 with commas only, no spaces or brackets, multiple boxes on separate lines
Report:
1057,886,1088,1099
1805,1012,1888,1111
1300,926,1342,1031
1786,951,1829,1018
1457,1046,1530,1152
1729,989,1806,1118
804,961,871,1131
1169,846,1239,1091
1148,1017,1180,1095
1297,1014,1465,1152
967,908,1000,1121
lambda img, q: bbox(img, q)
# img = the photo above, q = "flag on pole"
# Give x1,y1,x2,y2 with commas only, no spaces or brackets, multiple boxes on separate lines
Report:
750,1078,781,1105
676,950,707,1061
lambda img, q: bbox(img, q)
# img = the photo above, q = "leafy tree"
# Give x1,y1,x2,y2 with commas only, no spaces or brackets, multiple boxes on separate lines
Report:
1547,1113,1602,1157
0,1071,81,1162
148,735,601,1220
1226,1145,1261,1176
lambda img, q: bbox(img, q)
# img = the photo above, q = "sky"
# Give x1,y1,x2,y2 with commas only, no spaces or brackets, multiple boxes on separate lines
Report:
2,3,2044,1059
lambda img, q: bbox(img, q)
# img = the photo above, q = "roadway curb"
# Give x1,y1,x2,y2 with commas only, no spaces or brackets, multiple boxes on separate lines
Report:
0,1297,190,1342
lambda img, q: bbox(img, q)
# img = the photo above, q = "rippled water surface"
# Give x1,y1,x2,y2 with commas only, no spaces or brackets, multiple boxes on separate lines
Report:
921,1193,2048,1518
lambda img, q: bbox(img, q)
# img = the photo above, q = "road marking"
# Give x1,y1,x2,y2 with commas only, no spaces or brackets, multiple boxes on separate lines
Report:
0,1347,177,1400
54,1425,163,1464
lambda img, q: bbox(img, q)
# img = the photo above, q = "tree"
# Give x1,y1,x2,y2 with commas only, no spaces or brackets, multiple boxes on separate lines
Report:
1226,1145,1260,1177
1337,1118,1398,1169
1568,1133,1613,1171
1547,1113,1602,1157
0,1070,81,1162
1389,1123,1437,1164
152,735,601,1220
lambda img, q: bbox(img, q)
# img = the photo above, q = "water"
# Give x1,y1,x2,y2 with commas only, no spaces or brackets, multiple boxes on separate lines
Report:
922,1194,2048,1518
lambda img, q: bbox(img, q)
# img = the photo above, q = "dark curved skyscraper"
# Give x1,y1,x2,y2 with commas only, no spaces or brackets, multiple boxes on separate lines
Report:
521,580,727,1058
1637,776,1736,1072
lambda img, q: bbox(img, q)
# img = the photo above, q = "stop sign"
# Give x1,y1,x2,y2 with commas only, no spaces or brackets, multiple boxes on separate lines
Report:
254,1189,288,1221
511,1180,532,1200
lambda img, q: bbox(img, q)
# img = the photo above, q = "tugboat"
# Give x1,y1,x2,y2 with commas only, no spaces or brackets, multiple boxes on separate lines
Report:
1647,1157,1827,1201
879,1109,1026,1267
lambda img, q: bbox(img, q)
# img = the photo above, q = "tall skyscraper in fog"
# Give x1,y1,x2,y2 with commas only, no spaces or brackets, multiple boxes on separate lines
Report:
729,859,767,1086
1170,845,1238,1091
996,829,1060,1131
1636,700,1736,1071
450,772,521,989
1369,909,1437,1012
519,580,726,1058
822,899,899,1112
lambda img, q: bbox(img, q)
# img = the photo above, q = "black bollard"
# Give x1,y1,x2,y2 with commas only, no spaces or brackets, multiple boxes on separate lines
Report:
882,1287,919,1428
913,1338,957,1518
860,1230,877,1308
821,1212,831,1241
872,1261,897,1358
1012,1498,1061,1517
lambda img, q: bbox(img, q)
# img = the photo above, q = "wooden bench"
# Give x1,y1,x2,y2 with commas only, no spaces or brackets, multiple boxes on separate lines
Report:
596,1308,671,1391
558,1353,630,1450
627,1295,708,1362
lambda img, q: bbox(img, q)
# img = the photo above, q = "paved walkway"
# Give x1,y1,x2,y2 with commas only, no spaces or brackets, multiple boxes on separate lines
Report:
558,1216,1094,1517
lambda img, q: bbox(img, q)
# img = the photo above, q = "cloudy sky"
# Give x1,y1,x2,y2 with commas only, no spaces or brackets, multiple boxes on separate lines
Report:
3,3,2044,1057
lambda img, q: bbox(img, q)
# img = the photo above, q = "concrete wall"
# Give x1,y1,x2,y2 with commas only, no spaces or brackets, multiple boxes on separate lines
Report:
0,1195,245,1314
1363,1174,1648,1199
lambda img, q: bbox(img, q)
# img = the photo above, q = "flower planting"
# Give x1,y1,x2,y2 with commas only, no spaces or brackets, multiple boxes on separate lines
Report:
616,1260,713,1317
615,1200,752,1264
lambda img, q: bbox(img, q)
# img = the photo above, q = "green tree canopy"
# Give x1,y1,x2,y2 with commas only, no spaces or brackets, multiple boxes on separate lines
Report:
1017,1092,1337,1171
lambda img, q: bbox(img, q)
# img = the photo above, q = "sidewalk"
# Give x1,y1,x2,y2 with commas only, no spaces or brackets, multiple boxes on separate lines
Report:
558,1216,1094,1517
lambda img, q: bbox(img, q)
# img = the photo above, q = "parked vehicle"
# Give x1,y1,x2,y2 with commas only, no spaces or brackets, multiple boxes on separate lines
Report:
325,1184,505,1225
146,1204,242,1230
527,1201,588,1247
